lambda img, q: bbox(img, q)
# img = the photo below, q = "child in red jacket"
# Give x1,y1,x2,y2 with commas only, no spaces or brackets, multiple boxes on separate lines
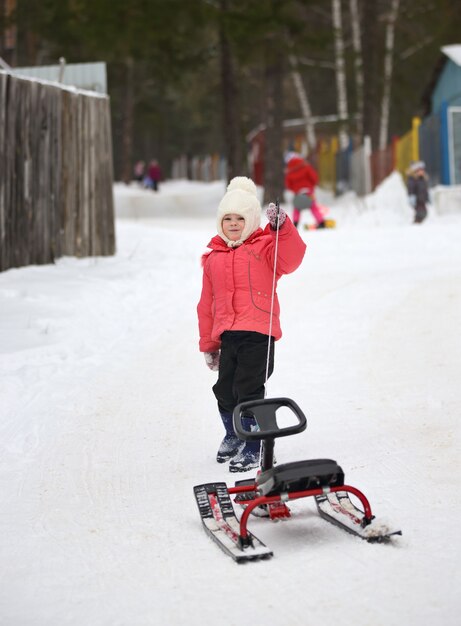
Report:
285,154,325,229
197,177,306,472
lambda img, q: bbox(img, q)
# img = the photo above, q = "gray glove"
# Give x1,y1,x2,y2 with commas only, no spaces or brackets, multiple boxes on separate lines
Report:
204,351,220,371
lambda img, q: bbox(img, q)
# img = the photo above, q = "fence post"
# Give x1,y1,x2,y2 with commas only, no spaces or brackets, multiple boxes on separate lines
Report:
411,117,421,161
440,101,450,184
391,136,398,170
363,136,372,195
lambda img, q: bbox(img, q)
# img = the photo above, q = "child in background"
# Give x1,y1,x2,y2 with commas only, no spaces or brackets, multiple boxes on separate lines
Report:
133,160,145,184
144,159,162,191
284,153,325,229
197,177,306,472
407,161,429,224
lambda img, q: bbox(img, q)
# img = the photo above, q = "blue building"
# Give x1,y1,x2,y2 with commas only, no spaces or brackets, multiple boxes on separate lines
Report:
420,45,461,185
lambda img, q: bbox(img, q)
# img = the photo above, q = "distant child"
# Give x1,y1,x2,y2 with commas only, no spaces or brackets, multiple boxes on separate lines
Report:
285,153,325,229
197,176,306,472
133,160,145,184
144,159,162,191
407,161,429,224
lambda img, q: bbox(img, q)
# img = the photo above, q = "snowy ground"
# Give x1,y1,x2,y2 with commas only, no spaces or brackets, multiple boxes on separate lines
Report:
1,174,460,626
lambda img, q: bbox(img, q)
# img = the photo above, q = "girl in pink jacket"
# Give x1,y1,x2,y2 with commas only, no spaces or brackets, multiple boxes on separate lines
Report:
197,176,306,472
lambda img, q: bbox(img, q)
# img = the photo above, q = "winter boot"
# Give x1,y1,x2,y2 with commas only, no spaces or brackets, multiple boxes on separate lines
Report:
229,416,261,473
216,411,243,463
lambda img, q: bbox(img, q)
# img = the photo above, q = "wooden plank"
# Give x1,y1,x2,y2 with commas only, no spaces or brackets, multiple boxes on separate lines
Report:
7,74,18,269
0,73,6,271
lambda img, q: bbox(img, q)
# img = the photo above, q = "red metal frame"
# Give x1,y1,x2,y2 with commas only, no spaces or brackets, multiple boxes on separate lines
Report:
228,483,372,540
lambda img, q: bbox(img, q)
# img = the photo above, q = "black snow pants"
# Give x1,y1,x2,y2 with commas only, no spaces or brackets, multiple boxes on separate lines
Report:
213,331,274,415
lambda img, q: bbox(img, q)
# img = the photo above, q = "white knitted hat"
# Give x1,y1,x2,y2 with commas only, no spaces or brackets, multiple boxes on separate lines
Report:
409,160,426,173
217,176,261,246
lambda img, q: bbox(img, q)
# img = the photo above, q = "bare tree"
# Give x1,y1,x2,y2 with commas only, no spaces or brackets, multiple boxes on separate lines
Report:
362,1,381,149
288,53,316,154
349,0,364,140
332,0,349,148
379,0,400,149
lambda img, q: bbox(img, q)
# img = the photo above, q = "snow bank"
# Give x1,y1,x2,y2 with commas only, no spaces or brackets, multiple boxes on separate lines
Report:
114,179,226,219
432,184,461,214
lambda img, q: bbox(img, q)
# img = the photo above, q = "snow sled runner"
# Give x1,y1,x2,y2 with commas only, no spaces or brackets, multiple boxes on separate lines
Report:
193,398,401,562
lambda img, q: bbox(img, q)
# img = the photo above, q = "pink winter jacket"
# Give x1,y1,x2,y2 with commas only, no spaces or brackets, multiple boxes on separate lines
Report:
197,218,306,352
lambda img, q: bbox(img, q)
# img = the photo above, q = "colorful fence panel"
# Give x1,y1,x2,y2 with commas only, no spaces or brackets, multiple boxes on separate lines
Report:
448,107,461,185
395,117,420,178
317,137,338,191
370,141,395,190
419,112,442,186
350,137,372,196
335,140,352,194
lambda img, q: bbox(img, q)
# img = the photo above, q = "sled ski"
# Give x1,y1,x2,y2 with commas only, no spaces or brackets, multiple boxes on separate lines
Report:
315,491,402,542
194,482,273,562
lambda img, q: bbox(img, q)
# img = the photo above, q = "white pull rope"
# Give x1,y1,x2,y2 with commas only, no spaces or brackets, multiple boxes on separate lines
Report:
264,199,281,395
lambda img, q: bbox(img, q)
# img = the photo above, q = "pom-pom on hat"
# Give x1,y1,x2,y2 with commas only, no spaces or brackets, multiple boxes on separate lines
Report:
217,176,261,246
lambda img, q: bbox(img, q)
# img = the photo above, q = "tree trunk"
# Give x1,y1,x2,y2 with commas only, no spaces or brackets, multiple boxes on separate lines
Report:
361,1,381,150
0,0,17,66
379,0,400,149
219,0,243,182
332,0,349,149
263,42,284,204
349,0,364,141
121,56,134,185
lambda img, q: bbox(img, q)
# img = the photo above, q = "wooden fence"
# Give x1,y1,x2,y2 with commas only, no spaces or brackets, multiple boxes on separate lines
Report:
0,70,115,272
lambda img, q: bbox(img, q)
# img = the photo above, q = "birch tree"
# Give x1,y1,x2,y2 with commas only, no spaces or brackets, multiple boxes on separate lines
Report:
349,0,364,140
288,53,316,154
361,2,380,148
379,0,400,149
332,0,349,149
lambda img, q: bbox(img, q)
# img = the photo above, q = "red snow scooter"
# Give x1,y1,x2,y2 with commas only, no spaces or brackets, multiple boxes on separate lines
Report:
193,397,402,562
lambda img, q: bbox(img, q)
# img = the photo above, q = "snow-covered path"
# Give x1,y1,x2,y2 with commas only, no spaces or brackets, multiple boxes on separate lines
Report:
1,178,460,625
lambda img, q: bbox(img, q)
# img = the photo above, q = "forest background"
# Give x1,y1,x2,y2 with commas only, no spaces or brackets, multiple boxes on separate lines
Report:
1,0,461,201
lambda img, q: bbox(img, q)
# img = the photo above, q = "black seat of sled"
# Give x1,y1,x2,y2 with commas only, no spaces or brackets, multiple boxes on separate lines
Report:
256,459,345,497
233,397,307,440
